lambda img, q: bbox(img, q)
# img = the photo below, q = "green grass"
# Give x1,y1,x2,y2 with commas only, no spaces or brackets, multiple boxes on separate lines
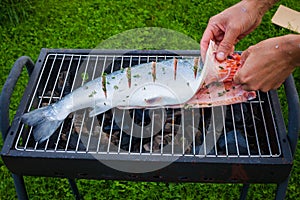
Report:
1,0,300,199
0,0,32,26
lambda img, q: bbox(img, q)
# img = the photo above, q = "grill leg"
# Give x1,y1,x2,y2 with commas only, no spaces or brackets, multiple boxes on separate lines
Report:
12,174,28,200
275,175,290,200
239,184,250,200
68,179,81,200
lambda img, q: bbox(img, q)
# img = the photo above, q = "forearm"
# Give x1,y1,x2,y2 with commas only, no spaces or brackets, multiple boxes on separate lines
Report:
282,34,300,67
241,0,278,15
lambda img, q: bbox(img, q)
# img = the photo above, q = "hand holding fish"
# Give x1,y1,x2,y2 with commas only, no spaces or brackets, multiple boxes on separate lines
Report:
200,0,277,62
234,34,300,92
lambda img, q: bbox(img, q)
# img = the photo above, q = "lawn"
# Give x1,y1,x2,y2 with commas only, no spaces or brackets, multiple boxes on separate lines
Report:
1,0,300,199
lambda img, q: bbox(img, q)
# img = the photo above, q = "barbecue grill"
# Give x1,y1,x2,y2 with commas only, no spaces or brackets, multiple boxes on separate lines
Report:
1,49,299,200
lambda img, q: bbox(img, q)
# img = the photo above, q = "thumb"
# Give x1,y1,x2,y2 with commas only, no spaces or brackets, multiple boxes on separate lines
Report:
216,29,238,61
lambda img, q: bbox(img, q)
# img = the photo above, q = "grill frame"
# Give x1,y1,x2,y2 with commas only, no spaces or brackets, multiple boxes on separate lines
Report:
11,52,283,158
1,48,297,185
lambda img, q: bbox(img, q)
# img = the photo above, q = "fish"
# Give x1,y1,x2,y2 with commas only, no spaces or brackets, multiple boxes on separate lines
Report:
21,40,256,143
22,56,203,143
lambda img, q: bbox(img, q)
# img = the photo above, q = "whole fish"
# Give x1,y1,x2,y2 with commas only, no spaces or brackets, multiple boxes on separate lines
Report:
21,41,256,143
22,56,204,143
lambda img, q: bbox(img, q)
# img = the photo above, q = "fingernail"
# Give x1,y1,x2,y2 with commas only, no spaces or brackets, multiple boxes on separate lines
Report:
216,52,225,61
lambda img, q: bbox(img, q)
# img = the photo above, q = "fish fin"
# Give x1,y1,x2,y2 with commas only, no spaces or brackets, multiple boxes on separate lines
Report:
21,106,64,143
89,105,111,117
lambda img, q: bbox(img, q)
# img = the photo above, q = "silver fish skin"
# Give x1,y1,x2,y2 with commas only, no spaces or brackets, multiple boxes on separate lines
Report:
112,59,202,108
21,58,202,143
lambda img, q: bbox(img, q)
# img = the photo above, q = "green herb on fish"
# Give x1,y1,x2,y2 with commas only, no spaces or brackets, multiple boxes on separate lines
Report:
174,58,177,80
152,61,156,82
88,90,97,98
102,73,107,98
133,74,141,78
162,67,166,74
126,67,131,88
218,91,226,97
215,82,222,87
184,103,192,109
81,72,89,83
193,65,198,78
193,57,199,78
114,85,119,90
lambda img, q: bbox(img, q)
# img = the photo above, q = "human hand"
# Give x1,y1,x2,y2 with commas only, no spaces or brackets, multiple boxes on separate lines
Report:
233,35,300,92
200,0,275,62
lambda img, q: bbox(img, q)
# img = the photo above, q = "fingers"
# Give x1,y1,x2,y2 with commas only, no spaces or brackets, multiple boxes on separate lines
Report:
200,40,209,63
233,47,251,85
216,29,238,61
239,81,283,92
239,48,249,66
200,15,227,62
233,70,241,85
233,52,250,90
233,71,256,92
200,27,215,62
233,56,284,92
233,67,254,92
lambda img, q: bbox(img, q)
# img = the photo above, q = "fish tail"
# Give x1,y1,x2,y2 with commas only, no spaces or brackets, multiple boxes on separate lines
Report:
21,106,64,143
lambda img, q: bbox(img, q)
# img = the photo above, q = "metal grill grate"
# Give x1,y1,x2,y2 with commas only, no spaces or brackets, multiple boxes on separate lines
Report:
16,53,281,158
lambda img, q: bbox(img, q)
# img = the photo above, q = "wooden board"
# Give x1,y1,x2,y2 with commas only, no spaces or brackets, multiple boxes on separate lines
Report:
271,5,300,33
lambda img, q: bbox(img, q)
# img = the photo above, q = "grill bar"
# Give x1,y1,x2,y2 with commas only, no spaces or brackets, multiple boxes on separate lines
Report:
15,53,281,158
240,103,251,156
